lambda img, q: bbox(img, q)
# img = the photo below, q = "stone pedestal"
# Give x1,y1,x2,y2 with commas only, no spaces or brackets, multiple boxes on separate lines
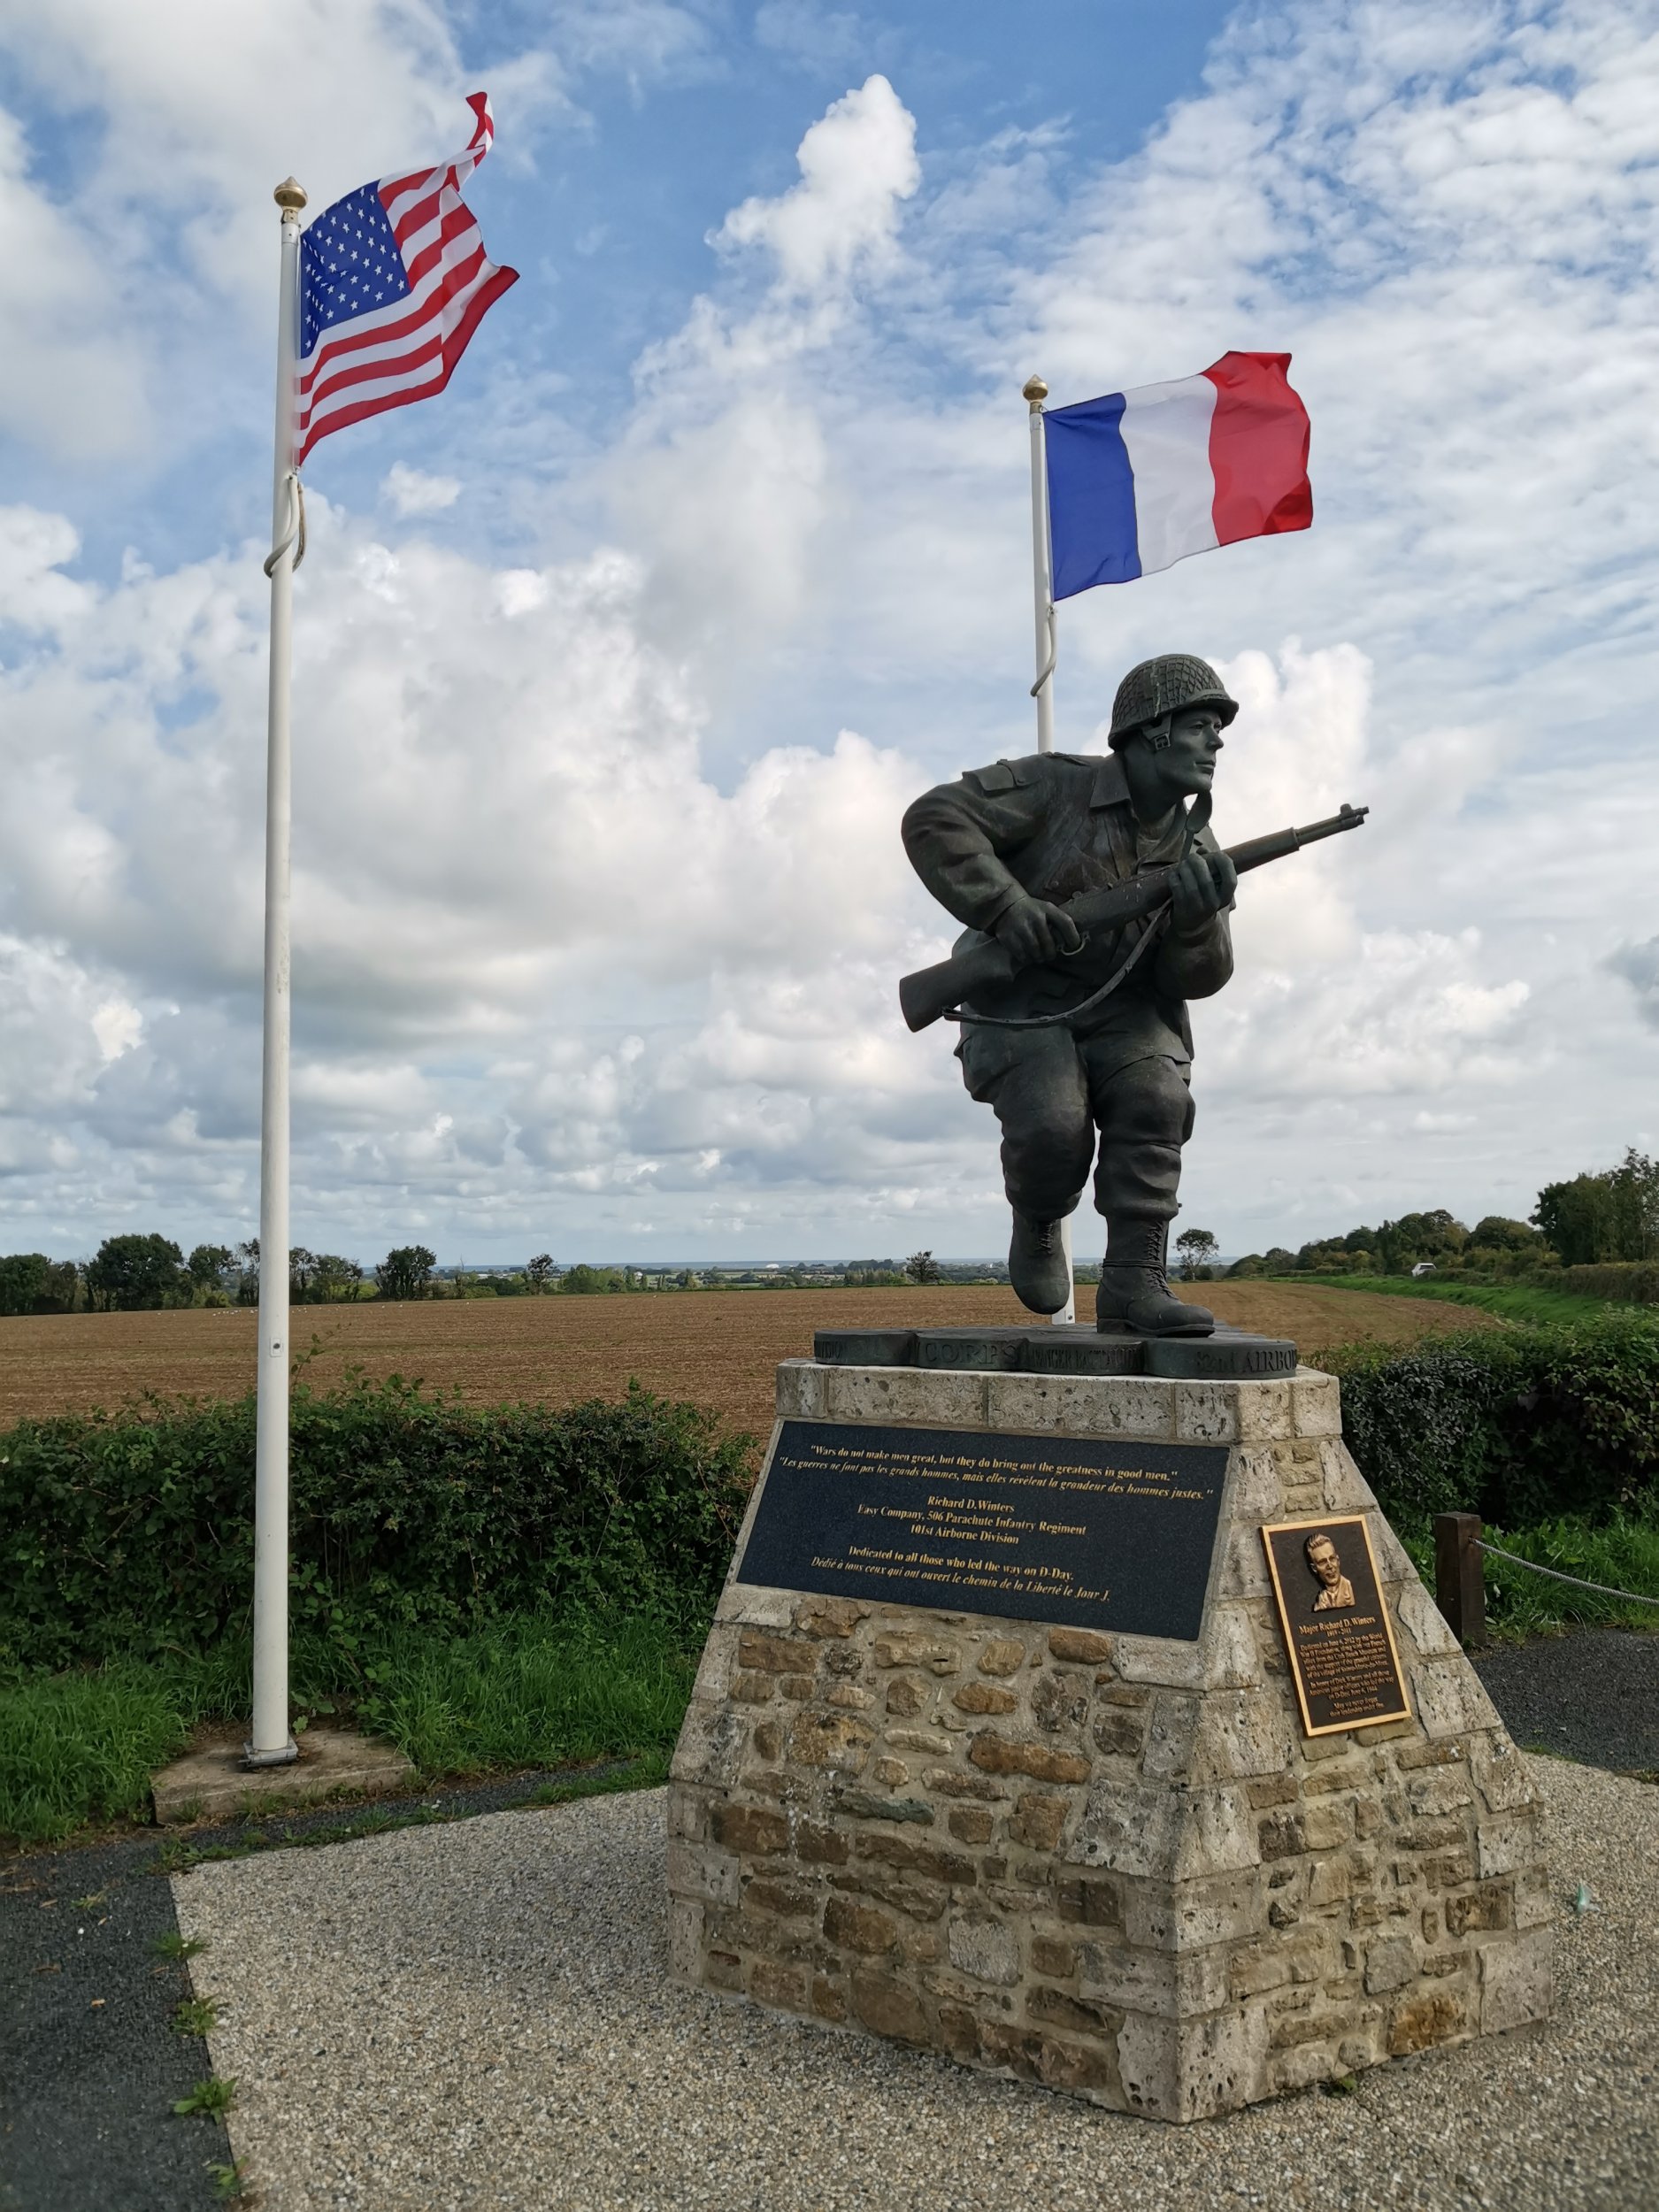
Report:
667,1360,1552,2122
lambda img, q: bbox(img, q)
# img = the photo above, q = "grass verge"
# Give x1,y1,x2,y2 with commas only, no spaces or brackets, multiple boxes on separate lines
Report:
1397,1508,1659,1637
1294,1273,1640,1331
0,1608,701,1848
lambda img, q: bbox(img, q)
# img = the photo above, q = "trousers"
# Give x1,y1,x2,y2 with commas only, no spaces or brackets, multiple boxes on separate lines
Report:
958,1025,1194,1225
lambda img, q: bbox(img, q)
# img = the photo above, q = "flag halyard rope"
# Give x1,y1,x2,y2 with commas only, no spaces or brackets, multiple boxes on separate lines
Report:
263,470,306,577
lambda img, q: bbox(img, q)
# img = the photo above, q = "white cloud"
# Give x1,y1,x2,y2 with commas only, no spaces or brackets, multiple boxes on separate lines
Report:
381,465,462,517
0,116,142,460
713,73,918,293
90,999,143,1063
755,2,865,72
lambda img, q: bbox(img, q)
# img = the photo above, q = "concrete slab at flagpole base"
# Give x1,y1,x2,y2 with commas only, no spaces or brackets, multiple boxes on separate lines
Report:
151,1724,415,1825
667,1357,1552,2124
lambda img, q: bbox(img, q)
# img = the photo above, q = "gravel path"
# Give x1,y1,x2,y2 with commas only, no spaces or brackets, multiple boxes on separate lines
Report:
1474,1630,1659,1775
174,1758,1657,2212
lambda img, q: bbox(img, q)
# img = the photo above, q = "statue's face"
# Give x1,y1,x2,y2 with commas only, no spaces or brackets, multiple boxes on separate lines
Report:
1306,1535,1341,1588
1163,705,1226,789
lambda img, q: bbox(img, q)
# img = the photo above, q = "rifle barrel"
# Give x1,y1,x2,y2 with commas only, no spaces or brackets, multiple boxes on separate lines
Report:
1231,802,1369,876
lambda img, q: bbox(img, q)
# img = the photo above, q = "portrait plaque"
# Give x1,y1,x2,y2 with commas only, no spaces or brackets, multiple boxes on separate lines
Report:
736,1419,1228,1640
1261,1515,1410,1736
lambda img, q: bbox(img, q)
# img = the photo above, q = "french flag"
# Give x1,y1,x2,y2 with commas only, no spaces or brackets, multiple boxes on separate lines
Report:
1044,351,1311,598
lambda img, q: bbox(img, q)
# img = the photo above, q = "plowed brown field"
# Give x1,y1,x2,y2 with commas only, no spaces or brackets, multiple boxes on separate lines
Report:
0,1283,1494,1440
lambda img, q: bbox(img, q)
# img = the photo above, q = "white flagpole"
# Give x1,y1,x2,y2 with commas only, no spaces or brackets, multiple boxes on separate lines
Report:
1022,374,1075,1325
247,176,307,1768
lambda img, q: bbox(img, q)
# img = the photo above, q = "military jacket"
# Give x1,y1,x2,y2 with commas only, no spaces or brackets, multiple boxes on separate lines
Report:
900,748,1233,1059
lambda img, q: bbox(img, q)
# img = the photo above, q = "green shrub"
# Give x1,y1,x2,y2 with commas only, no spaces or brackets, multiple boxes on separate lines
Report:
1554,1262,1659,1304
0,1663,190,1840
1325,1314,1659,1530
1396,1509,1659,1637
0,1375,751,1673
0,1608,701,1845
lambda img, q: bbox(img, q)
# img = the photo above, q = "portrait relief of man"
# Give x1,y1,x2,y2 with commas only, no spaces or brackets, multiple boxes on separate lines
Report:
1304,1530,1356,1610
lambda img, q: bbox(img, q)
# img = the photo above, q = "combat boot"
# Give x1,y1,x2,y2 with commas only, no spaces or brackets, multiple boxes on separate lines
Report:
1096,1215,1213,1337
1009,1211,1071,1315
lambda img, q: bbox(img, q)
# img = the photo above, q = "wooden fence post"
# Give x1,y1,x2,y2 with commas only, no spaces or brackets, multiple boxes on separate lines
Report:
1433,1511,1486,1648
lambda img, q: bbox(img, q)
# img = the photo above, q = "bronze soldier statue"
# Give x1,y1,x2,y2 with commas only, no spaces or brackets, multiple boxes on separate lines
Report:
902,655,1240,1338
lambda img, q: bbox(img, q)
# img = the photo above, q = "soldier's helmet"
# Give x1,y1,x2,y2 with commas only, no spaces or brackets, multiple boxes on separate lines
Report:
1108,655,1239,749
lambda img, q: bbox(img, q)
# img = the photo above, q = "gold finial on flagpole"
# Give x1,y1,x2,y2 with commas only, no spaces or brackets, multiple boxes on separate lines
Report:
273,178,308,216
1022,374,1048,411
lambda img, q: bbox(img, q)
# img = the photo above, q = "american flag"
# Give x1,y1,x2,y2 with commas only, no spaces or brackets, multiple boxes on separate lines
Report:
296,93,518,465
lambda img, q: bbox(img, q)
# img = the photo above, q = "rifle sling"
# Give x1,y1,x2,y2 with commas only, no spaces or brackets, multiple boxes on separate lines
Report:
949,901,1172,1032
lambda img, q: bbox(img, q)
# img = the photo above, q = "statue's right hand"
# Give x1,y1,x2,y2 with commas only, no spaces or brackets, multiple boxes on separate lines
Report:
993,893,1084,969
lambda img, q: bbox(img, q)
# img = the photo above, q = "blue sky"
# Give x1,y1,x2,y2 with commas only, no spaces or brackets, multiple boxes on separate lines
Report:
0,0,1657,1265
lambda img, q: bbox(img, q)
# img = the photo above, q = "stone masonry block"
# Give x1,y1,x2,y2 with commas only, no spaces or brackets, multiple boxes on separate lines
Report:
774,1359,828,1418
948,1915,1022,1985
1140,1692,1202,1779
969,1734,1090,1785
849,1971,929,2043
1479,1930,1552,2034
669,1897,703,1979
667,1839,741,1907
985,1373,1176,1440
1048,1627,1114,1664
787,1711,875,1772
1471,1731,1539,1813
826,1365,987,1427
1415,1659,1502,1740
1477,1809,1544,1879
1233,1381,1295,1442
795,1596,867,1639
1367,1512,1417,1584
716,1581,798,1629
1117,2007,1270,2124
1217,1524,1275,1601
669,1698,748,1790
1317,1439,1379,1515
1188,1691,1296,1784
1363,1932,1419,1993
1173,1384,1240,1444
1112,1601,1260,1693
1290,1371,1342,1438
1121,1867,1263,1953
1230,1448,1286,1521
739,1630,818,1673
1394,1578,1462,1661
873,1630,960,1673
712,1804,791,1855
1079,1939,1229,2018
686,1621,742,1706
1072,1778,1259,1882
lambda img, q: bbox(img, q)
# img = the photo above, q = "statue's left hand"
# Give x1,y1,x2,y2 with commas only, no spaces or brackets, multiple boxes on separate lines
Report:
1168,848,1237,933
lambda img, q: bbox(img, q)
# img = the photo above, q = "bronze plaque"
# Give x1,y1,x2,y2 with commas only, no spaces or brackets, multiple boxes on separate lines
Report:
1262,1515,1410,1736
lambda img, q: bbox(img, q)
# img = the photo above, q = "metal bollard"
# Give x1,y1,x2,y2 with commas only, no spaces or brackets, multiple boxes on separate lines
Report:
1433,1511,1486,1649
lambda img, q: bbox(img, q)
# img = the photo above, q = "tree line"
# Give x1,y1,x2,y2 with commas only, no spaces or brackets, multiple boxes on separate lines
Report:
0,1236,414,1317
0,1239,1002,1317
1226,1147,1659,1280
10,1148,1643,1318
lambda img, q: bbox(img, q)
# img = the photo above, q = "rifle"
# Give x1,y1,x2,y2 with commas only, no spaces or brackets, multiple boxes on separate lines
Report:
898,802,1370,1033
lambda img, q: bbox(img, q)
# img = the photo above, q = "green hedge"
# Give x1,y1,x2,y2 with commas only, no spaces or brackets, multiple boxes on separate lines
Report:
1553,1261,1659,1304
1324,1314,1659,1530
1,1376,751,1674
